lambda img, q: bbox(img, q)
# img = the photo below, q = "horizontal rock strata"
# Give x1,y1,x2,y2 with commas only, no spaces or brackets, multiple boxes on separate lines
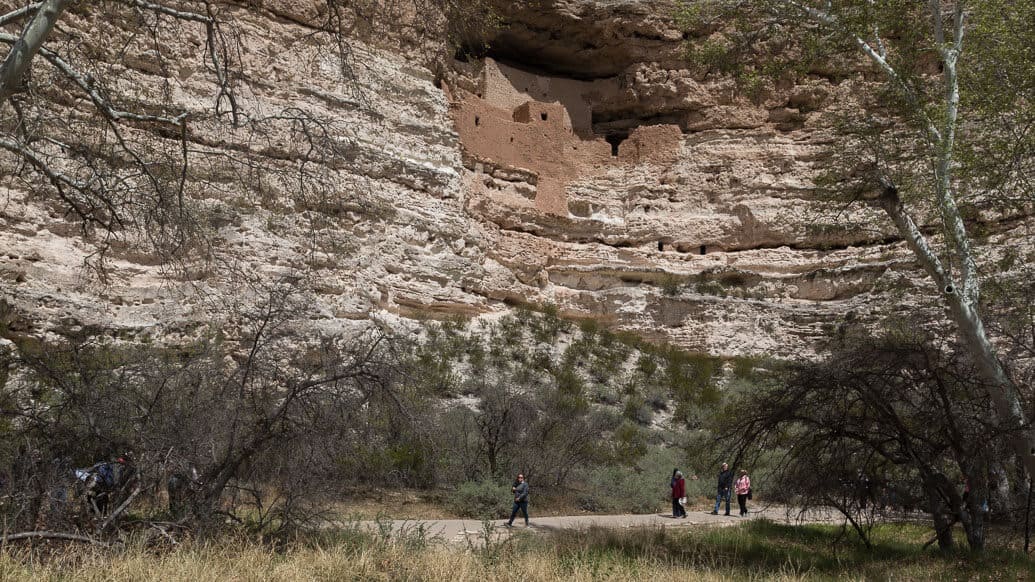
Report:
0,0,1027,358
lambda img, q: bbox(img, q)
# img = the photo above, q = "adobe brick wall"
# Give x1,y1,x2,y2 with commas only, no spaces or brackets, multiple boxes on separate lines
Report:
451,58,680,217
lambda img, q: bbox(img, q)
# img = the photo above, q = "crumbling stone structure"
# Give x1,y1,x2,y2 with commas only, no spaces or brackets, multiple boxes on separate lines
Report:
451,58,681,216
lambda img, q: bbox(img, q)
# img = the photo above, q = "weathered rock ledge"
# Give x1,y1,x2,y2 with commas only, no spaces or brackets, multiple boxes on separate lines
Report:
0,0,1026,358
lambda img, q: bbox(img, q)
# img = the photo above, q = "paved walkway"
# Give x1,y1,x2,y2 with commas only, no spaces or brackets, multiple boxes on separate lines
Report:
352,506,833,545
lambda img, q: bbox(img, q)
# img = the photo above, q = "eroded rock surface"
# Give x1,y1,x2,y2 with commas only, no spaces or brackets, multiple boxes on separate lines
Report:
0,0,1026,357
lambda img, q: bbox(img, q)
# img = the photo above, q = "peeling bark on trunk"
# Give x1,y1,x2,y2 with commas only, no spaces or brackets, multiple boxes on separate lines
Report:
877,185,1035,485
0,0,71,105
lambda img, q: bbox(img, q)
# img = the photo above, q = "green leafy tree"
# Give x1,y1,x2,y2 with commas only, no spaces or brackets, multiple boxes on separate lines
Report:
681,0,1035,479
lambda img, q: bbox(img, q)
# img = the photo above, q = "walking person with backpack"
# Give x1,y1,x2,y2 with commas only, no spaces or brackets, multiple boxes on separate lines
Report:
711,462,733,515
671,469,687,518
78,455,135,516
505,473,529,527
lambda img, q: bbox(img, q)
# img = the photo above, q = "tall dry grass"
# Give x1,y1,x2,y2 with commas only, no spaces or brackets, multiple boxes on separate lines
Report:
1,520,1030,581
0,540,748,582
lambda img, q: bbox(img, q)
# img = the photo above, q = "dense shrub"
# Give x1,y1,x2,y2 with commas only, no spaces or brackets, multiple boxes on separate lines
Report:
579,447,683,514
449,479,512,518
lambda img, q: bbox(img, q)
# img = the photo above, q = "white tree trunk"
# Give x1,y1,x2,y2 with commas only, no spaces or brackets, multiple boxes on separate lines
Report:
0,0,72,105
946,294,1035,479
788,0,1035,483
878,187,1035,480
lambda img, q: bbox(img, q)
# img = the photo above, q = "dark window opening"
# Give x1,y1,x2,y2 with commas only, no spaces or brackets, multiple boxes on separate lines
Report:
658,241,664,251
540,112,548,121
474,116,480,126
453,43,487,63
699,245,707,255
510,137,514,143
605,132,628,157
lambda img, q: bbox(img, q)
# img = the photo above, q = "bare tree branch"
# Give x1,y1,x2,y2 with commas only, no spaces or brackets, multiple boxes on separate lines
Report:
0,4,42,28
0,531,111,547
99,484,143,532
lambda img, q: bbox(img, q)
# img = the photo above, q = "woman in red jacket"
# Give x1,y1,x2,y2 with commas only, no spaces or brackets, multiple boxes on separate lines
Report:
671,470,687,518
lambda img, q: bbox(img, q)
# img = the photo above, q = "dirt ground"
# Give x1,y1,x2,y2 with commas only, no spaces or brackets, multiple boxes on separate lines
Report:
347,504,831,546
327,488,724,521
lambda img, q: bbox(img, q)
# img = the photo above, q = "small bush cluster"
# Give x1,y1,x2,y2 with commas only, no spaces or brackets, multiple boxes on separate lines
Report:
448,480,512,518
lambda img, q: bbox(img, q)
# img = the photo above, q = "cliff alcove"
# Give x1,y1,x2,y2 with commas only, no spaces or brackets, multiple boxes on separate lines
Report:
440,13,933,356
450,56,682,216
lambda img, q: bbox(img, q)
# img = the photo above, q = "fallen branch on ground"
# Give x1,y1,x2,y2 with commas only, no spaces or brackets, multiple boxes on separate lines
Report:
99,484,143,532
0,531,110,547
149,523,179,546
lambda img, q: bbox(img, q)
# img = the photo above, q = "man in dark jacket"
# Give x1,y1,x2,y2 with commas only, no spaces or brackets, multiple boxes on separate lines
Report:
506,474,529,527
711,462,733,515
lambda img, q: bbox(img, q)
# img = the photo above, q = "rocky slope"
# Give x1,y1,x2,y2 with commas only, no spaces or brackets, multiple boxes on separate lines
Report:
0,0,1025,357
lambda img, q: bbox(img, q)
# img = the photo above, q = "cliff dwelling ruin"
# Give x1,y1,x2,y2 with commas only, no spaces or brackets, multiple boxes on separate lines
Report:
449,58,682,217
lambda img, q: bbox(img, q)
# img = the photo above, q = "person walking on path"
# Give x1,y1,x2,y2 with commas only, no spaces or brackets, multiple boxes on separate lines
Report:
506,473,529,527
735,469,751,517
711,462,733,515
671,470,687,518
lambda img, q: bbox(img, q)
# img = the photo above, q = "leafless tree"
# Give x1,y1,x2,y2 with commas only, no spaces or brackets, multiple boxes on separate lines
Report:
0,1,384,279
0,1,244,268
722,325,1008,551
0,280,404,533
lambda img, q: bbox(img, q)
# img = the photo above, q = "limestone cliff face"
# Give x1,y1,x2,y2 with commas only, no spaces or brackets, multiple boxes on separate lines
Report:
441,0,954,356
0,1,1021,356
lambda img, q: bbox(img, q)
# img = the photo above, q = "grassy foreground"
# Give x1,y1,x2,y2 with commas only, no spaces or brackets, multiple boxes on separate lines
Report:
1,520,1031,581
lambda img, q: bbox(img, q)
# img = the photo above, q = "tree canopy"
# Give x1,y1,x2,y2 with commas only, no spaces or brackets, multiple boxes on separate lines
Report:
680,0,1035,486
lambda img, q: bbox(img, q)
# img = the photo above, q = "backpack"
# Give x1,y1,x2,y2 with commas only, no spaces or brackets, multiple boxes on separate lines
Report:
95,462,116,488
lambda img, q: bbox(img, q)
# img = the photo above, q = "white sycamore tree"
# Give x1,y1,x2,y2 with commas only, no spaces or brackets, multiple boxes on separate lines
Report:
681,0,1035,477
